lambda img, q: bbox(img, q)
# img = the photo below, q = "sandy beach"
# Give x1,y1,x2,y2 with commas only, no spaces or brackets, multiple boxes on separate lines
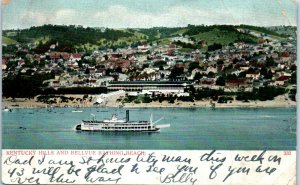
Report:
117,95,296,108
2,94,296,109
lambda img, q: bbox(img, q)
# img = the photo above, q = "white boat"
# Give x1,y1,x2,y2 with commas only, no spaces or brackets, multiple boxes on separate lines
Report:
3,107,12,112
75,110,170,132
72,110,83,113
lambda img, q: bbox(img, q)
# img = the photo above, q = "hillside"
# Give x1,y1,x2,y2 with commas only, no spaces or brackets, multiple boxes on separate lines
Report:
267,26,297,39
3,36,17,45
181,25,261,45
2,24,294,52
77,30,148,51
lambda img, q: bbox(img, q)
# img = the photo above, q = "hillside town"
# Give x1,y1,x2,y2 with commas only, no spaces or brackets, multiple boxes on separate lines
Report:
2,27,297,108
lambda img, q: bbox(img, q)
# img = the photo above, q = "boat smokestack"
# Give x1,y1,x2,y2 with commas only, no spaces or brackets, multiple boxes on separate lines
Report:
126,110,129,122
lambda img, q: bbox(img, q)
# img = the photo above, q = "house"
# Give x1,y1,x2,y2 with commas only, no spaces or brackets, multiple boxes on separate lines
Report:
169,44,176,49
171,37,193,44
231,68,243,76
110,53,122,60
204,66,217,74
18,60,25,66
87,79,97,87
143,68,157,74
73,80,86,87
191,68,201,75
137,45,150,53
239,66,250,71
50,53,61,60
97,76,114,86
88,67,96,74
246,72,260,80
62,54,71,60
67,61,79,68
34,55,41,62
167,60,176,66
50,80,60,88
2,58,7,70
190,68,201,79
253,80,264,87
70,53,81,62
49,44,56,50
175,62,185,68
105,59,131,69
159,70,171,79
200,78,216,87
94,69,106,77
232,51,250,58
20,67,30,74
281,51,289,57
118,73,129,81
274,76,291,86
225,79,248,88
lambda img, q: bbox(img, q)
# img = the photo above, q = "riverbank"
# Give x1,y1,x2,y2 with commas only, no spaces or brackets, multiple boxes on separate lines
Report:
2,94,296,109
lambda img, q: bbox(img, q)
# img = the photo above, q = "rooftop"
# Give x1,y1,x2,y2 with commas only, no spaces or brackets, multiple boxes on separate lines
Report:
109,81,191,85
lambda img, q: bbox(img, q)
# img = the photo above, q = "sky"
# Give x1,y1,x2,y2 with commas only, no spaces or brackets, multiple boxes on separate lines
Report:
2,0,298,30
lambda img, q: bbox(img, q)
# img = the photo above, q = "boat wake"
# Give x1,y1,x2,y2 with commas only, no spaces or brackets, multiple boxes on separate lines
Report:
258,115,275,118
4,129,75,134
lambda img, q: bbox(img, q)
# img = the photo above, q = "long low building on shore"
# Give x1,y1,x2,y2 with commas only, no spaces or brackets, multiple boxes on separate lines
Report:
107,81,191,92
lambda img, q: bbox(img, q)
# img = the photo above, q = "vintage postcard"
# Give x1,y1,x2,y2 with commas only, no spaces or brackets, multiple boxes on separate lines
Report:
1,0,297,184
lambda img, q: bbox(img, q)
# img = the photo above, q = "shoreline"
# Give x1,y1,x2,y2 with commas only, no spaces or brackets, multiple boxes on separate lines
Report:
2,95,296,109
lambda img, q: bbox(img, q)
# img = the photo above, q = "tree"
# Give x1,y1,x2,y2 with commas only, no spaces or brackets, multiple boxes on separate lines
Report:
6,61,18,70
223,64,233,71
78,60,83,68
290,65,296,71
142,95,151,103
207,71,215,78
226,74,237,80
260,67,268,77
265,70,273,79
289,88,296,101
208,43,222,51
217,59,224,65
188,62,200,72
169,67,184,79
216,76,225,86
187,85,196,94
290,72,296,84
115,67,122,73
142,64,149,69
238,71,246,78
194,72,202,80
265,57,276,67
106,68,113,76
232,58,239,64
84,68,90,74
247,67,256,74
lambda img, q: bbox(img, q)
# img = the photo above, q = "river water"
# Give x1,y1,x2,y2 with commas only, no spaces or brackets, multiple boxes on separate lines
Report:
2,107,296,150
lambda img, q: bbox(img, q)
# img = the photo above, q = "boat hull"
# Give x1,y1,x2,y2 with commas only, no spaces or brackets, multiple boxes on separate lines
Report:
75,124,160,132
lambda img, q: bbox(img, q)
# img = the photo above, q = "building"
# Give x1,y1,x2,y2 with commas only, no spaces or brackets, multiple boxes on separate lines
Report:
225,79,249,88
246,72,260,80
107,81,191,92
274,76,291,86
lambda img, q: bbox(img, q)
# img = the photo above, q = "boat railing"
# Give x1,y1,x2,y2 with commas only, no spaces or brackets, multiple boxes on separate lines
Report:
83,120,151,125
138,121,148,123
83,120,99,123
